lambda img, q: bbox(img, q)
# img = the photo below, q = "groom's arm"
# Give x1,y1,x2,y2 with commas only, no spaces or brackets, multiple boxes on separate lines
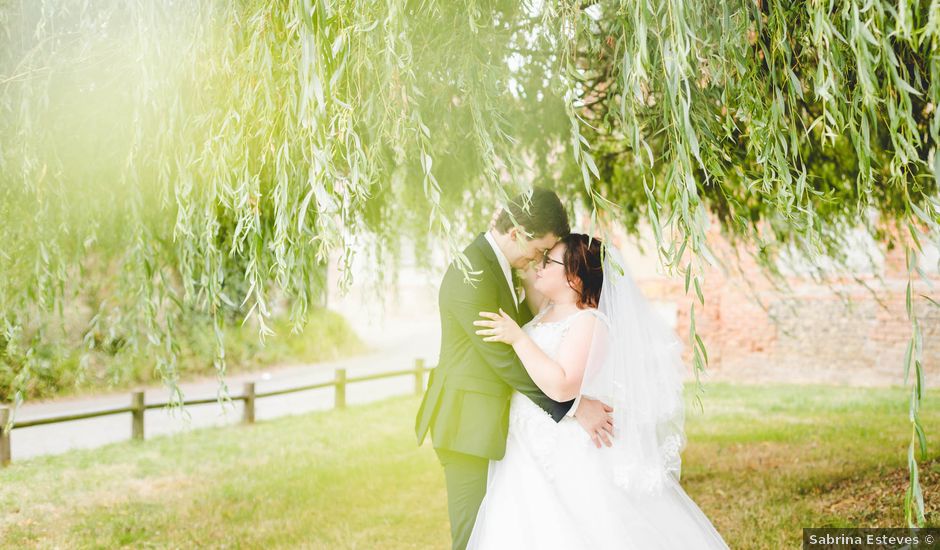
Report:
445,268,574,422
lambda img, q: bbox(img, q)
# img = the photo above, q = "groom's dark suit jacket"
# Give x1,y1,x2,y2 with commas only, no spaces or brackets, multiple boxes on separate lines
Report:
415,233,575,460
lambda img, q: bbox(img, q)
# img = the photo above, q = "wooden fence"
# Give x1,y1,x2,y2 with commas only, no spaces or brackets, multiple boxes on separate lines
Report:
0,359,428,468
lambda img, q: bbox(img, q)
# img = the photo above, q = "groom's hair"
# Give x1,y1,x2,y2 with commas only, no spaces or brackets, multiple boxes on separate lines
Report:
493,187,570,238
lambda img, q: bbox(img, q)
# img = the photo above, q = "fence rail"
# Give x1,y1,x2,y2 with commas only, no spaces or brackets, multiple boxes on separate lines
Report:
0,358,428,468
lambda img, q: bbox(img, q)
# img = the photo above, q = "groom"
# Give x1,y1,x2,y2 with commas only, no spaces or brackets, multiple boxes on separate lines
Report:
415,187,615,550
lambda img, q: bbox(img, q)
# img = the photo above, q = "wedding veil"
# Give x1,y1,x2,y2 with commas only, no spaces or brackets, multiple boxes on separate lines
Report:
579,244,687,495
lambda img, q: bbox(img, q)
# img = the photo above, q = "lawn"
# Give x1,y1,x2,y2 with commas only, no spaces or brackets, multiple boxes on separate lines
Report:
2,383,938,549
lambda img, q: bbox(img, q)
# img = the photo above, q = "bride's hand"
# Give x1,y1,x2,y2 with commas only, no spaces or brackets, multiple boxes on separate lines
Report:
474,309,524,345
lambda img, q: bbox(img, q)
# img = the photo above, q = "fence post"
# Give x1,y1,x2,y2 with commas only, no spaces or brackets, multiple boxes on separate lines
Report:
414,358,426,396
131,391,144,441
335,368,346,409
0,406,10,467
243,382,255,425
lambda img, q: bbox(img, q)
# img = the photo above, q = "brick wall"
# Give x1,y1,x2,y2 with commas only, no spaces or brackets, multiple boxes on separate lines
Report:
603,219,940,387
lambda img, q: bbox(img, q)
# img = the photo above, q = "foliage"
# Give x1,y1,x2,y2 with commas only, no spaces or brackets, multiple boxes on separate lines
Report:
1,0,938,523
0,307,363,402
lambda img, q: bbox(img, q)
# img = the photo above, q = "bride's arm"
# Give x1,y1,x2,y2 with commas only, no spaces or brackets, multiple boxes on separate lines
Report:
475,310,597,402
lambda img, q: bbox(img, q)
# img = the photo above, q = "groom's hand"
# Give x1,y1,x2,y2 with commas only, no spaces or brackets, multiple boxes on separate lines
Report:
574,397,614,448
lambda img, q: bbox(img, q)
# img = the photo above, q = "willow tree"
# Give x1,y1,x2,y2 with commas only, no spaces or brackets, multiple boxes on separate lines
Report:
1,0,937,525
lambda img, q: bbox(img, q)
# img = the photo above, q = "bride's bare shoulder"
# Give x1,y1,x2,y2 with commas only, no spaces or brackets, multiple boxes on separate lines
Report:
576,307,610,329
568,308,600,330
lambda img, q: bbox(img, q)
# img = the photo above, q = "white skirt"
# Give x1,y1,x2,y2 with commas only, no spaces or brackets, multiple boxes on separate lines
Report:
467,394,730,550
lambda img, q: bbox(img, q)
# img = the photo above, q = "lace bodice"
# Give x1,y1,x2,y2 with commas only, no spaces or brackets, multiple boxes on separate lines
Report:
507,304,604,477
524,305,591,358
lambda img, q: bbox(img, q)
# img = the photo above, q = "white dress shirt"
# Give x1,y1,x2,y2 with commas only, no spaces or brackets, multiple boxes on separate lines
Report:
483,230,519,309
483,231,580,417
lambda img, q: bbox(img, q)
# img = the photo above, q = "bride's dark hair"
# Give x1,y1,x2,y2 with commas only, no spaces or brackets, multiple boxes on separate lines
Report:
562,233,604,308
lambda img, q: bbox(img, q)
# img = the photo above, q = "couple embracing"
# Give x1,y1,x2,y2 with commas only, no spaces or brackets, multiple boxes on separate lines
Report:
416,187,729,549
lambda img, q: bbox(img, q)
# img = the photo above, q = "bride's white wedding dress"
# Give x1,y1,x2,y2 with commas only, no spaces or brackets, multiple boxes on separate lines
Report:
467,306,730,550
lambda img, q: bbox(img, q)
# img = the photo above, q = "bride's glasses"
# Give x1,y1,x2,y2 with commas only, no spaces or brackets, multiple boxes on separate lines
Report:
540,252,564,268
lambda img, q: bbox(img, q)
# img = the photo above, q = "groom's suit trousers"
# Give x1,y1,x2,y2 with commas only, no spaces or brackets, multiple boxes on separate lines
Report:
436,448,489,550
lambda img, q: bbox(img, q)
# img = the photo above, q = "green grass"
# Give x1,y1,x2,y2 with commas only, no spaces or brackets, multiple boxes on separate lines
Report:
2,383,938,549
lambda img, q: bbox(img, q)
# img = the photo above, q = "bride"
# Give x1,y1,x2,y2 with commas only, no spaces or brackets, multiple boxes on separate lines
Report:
468,233,729,549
